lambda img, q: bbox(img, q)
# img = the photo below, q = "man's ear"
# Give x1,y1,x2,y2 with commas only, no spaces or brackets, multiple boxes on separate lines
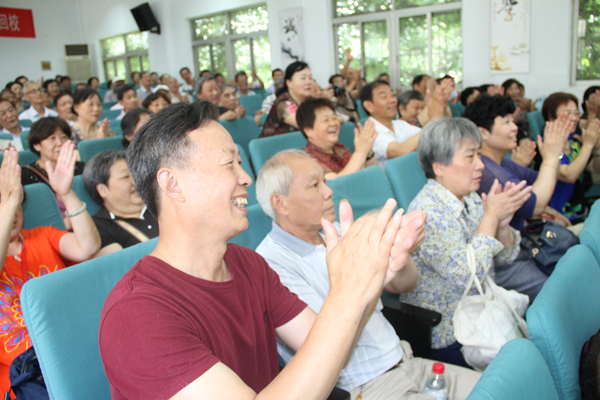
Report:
432,161,446,178
96,183,109,200
270,193,288,218
362,99,374,115
478,126,491,141
156,167,185,204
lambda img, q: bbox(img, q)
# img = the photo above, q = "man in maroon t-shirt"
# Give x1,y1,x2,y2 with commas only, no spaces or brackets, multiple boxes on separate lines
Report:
99,100,424,400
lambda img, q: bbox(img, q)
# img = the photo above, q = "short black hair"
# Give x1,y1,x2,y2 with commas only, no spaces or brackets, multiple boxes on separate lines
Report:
61,76,71,82
460,87,480,106
200,69,212,77
478,84,493,95
72,89,101,115
142,92,171,109
583,86,600,116
28,117,72,156
15,75,27,83
214,73,224,80
87,77,99,86
235,71,247,81
271,68,283,78
131,71,140,80
328,74,344,85
179,67,190,74
412,74,429,87
296,97,336,138
541,92,579,122
53,91,72,107
116,85,135,101
378,72,390,79
82,150,127,205
121,107,152,145
277,61,310,97
358,80,391,116
127,101,219,217
5,81,22,90
501,78,521,93
462,94,516,132
42,79,58,91
580,329,600,400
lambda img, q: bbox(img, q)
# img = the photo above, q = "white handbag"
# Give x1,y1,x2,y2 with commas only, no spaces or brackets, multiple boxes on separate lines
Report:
453,244,530,372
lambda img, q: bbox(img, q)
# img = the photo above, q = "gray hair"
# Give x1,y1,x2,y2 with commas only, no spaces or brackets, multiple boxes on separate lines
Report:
219,84,235,93
397,90,424,108
417,117,482,179
195,75,215,94
82,150,127,205
24,81,39,93
256,149,313,220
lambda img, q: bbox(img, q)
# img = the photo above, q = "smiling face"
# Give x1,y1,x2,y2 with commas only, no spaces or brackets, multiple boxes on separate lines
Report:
24,82,43,106
481,114,519,155
98,159,145,216
219,86,238,109
287,67,314,102
33,127,70,164
55,94,75,121
506,82,521,101
399,98,425,123
434,140,484,202
199,79,220,104
147,96,169,113
364,83,398,121
304,106,340,151
74,94,102,124
141,72,151,88
554,100,580,134
0,100,20,131
46,81,60,98
120,89,139,113
10,83,23,101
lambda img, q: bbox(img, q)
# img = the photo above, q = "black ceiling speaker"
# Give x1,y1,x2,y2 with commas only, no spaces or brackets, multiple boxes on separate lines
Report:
131,3,160,34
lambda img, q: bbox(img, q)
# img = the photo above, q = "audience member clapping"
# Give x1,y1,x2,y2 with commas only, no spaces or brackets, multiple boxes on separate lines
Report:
54,92,77,126
397,90,425,127
400,117,534,368
0,99,25,151
142,92,170,114
195,75,237,121
82,150,158,257
261,61,314,137
178,67,195,95
18,81,59,122
5,82,24,112
42,79,60,108
0,146,100,393
297,98,378,179
218,84,245,118
412,74,430,95
234,70,263,95
71,89,114,146
460,87,480,107
121,107,151,149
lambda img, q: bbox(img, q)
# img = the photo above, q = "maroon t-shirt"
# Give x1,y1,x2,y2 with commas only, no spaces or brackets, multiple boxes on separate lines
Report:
99,244,307,400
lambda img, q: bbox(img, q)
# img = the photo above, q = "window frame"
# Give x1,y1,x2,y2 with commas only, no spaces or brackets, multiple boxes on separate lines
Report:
571,0,600,86
100,31,149,83
332,1,462,86
189,3,270,83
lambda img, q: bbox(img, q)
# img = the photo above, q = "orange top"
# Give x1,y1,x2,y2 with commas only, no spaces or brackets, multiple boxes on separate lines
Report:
0,226,67,394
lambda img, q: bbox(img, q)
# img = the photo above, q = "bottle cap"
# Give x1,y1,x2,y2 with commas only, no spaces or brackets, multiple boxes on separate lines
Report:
432,362,445,374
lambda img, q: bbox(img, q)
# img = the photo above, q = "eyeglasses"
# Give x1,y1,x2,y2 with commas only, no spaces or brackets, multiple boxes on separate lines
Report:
560,110,581,117
26,88,41,95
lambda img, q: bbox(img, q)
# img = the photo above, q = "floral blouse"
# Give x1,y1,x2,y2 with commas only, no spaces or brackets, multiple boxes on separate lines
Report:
399,179,521,349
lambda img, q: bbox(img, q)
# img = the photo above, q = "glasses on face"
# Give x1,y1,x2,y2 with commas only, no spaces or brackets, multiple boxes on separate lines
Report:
561,110,581,118
26,88,41,95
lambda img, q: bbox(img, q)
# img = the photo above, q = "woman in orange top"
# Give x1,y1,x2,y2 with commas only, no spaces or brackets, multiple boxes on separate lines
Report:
0,144,100,395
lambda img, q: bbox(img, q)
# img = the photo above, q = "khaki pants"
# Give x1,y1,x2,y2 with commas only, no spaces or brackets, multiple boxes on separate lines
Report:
349,341,481,400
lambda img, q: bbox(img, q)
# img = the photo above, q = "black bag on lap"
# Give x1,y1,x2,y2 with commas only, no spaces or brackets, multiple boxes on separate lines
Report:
521,220,580,276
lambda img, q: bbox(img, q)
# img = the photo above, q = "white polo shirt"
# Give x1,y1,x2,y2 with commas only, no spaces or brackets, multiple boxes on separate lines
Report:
18,106,58,123
371,117,421,169
136,86,152,101
0,126,25,151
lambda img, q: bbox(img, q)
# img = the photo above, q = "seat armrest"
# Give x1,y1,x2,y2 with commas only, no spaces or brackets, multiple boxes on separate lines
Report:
382,297,441,327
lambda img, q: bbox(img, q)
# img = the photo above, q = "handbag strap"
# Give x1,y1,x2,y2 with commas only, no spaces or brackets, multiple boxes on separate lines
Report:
460,244,487,301
113,220,150,243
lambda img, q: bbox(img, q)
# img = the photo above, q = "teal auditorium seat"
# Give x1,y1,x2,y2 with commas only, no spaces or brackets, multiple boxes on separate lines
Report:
580,200,600,262
20,129,30,149
260,112,268,126
527,110,546,139
19,119,33,128
253,88,267,98
21,239,158,400
100,109,120,120
239,94,264,116
102,101,117,110
449,102,465,117
220,117,261,156
356,99,368,119
71,175,102,216
0,150,40,166
109,119,123,136
0,133,12,141
249,131,307,173
237,145,257,206
466,339,559,400
338,122,355,153
99,81,109,90
385,152,428,210
228,204,272,250
326,165,395,219
22,183,65,230
78,137,126,163
526,245,600,400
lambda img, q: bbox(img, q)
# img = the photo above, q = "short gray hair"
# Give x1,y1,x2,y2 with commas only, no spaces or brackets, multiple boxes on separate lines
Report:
397,90,424,108
24,81,38,93
195,75,215,94
82,150,127,205
219,84,235,93
417,117,482,179
256,149,313,220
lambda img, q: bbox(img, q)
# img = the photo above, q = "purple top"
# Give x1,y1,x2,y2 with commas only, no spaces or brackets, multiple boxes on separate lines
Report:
478,155,538,230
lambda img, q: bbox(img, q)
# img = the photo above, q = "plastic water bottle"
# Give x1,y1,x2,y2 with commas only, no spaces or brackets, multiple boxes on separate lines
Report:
422,362,448,400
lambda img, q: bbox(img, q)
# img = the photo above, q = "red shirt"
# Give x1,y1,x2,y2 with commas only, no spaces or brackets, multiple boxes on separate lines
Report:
0,226,67,393
303,141,353,173
99,244,306,400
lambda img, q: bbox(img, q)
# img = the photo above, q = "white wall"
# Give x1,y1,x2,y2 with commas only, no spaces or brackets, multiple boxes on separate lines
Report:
0,0,85,84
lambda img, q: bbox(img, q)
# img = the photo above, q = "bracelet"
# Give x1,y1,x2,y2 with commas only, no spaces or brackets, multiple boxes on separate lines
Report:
366,150,375,160
541,163,558,171
65,202,87,217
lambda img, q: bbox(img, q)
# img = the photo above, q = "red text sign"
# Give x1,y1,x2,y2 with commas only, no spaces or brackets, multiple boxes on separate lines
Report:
0,7,35,38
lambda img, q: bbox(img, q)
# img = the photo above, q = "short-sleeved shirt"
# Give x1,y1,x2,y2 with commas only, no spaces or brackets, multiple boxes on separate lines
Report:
0,227,67,393
92,207,159,249
18,106,58,123
99,244,306,400
478,155,538,230
260,92,298,137
370,117,421,169
303,141,352,173
0,127,25,151
550,140,582,215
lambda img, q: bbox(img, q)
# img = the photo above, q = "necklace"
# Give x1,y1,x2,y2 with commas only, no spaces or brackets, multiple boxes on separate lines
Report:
7,233,24,262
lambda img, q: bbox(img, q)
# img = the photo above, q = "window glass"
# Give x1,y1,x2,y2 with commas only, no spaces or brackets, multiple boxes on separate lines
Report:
431,10,462,82
197,45,211,73
234,39,252,73
125,32,149,52
231,5,268,34
364,21,389,82
194,14,229,40
398,15,428,86
102,36,125,58
334,0,392,17
253,36,272,84
115,59,127,80
104,61,116,81
141,55,150,73
212,43,228,76
396,0,459,9
576,0,600,80
337,23,362,73
129,56,141,74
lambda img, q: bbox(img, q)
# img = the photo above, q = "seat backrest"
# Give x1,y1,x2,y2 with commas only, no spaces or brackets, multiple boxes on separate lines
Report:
71,175,102,216
100,109,120,120
249,131,307,173
466,339,559,400
220,117,261,155
239,95,264,116
385,152,427,210
22,183,66,230
527,110,546,139
338,122,355,153
101,101,116,110
21,238,158,400
449,102,465,117
78,137,126,163
0,150,39,167
326,165,395,219
20,129,30,149
356,99,368,119
237,145,257,206
19,119,33,128
228,203,272,250
109,119,123,136
526,245,600,400
579,199,600,263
